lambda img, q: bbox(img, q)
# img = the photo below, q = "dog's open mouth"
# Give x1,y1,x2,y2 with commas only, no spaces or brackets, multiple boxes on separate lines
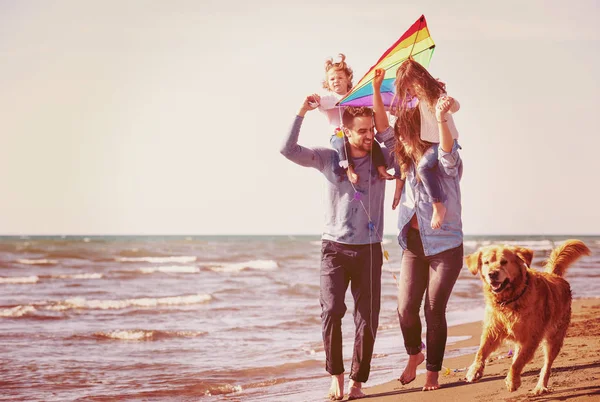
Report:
490,278,509,293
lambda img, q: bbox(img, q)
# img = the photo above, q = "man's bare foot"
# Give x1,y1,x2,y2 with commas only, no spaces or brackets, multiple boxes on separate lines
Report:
327,374,344,401
347,379,365,400
431,202,446,229
347,166,359,184
376,165,394,180
423,370,440,391
398,352,425,385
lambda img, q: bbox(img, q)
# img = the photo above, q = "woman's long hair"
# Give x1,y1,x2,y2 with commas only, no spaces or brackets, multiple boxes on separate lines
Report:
392,59,445,177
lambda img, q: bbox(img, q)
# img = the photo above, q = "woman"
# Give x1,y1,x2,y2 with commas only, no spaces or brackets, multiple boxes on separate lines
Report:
372,61,464,391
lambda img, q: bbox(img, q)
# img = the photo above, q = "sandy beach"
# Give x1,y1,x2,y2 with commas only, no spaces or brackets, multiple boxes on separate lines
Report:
359,298,600,401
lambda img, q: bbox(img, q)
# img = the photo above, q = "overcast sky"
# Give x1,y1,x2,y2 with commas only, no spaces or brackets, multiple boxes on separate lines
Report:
1,0,599,235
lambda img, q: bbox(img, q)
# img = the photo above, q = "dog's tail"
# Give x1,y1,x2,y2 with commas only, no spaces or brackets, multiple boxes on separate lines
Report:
545,240,591,277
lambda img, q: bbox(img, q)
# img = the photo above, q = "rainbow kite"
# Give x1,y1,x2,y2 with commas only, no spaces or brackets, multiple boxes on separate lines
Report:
338,15,435,107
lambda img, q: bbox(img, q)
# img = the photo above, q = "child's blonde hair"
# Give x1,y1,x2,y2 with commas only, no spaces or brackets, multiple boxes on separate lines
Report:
322,53,353,92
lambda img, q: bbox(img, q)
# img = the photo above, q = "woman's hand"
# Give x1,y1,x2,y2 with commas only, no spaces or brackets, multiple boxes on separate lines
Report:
373,68,385,92
435,96,455,121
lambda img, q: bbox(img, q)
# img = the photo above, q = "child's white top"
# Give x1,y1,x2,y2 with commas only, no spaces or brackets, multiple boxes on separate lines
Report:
318,92,345,130
418,96,460,143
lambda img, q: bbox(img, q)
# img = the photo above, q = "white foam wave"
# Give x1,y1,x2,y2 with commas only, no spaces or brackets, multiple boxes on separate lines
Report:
463,239,554,251
47,293,212,311
54,273,103,280
17,259,58,265
116,256,197,264
100,330,153,341
0,305,37,317
0,276,39,284
95,329,206,341
139,266,200,274
208,260,278,273
499,240,553,251
463,240,479,249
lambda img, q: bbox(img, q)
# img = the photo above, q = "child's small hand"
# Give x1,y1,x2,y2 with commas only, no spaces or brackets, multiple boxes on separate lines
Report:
373,68,385,91
435,96,454,120
392,178,404,210
308,94,321,108
303,94,321,110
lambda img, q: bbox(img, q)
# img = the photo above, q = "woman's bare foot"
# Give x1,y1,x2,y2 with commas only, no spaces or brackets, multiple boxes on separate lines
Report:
398,352,425,385
376,165,394,180
327,374,344,401
423,370,440,391
347,165,359,184
347,379,365,400
431,202,446,229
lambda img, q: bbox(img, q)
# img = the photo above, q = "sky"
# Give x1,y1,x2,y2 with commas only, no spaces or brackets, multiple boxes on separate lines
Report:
1,0,599,235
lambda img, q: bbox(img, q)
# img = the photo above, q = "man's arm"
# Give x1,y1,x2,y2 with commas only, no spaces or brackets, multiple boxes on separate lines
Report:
280,95,328,171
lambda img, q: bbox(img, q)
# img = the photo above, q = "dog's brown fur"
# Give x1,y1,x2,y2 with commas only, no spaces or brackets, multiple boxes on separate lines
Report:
464,240,591,395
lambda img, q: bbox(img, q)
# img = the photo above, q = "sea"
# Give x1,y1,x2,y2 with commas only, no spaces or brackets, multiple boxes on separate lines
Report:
0,235,598,401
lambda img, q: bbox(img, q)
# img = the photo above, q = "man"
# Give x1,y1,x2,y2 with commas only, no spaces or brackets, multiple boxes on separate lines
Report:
280,94,395,400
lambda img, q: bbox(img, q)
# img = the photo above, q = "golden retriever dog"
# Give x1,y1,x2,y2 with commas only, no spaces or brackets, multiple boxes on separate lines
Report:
464,239,590,395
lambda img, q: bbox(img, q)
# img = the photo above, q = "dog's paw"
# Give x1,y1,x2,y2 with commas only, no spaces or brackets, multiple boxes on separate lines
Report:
465,363,484,383
505,375,521,392
531,385,549,396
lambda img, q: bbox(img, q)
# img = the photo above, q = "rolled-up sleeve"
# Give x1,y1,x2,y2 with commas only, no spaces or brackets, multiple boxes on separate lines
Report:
438,140,462,177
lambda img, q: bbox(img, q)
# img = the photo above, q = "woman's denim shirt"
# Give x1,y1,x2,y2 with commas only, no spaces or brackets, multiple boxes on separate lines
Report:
377,127,463,256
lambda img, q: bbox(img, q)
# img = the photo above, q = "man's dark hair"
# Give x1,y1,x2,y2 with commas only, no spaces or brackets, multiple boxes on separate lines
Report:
342,106,374,128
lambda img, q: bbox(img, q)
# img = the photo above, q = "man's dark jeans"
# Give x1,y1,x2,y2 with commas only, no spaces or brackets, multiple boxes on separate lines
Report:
320,240,382,383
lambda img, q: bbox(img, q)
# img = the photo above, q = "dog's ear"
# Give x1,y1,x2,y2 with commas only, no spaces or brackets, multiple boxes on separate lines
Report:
514,247,533,266
465,251,481,275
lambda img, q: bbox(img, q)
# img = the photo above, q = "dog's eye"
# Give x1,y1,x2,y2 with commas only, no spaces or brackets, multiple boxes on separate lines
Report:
500,260,507,265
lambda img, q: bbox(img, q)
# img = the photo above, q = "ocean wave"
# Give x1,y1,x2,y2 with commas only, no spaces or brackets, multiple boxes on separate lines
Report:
53,273,104,280
202,383,243,397
87,329,207,341
228,316,321,333
16,259,58,265
0,275,39,284
139,266,200,274
278,283,320,297
491,239,553,251
116,256,197,264
206,259,278,273
0,305,37,317
463,240,479,249
46,293,212,311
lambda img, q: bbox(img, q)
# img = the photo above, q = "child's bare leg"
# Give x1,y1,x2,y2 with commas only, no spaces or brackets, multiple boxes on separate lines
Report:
377,165,394,180
431,202,446,230
392,179,405,210
347,165,358,184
